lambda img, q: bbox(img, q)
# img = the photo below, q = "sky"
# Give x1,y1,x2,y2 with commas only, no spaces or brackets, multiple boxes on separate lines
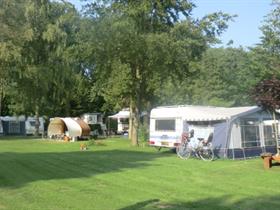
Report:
68,0,273,48
192,0,273,47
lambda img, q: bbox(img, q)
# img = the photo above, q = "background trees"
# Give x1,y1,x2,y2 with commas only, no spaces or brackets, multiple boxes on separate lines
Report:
0,0,97,135
1,0,280,142
83,0,232,145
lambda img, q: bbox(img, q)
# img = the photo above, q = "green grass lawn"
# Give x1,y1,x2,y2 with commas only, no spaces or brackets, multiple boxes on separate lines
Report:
0,137,279,210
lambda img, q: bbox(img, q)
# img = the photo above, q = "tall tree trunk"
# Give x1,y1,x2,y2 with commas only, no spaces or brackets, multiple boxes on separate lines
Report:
130,66,141,146
0,86,2,116
34,105,40,137
131,104,139,146
0,78,3,116
273,111,279,155
129,101,133,140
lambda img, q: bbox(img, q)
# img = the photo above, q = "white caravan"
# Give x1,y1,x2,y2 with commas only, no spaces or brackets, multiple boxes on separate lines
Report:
149,105,258,149
25,117,44,135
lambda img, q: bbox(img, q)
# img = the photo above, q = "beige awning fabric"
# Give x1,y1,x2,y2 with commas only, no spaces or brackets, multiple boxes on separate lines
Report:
150,105,261,122
47,118,66,137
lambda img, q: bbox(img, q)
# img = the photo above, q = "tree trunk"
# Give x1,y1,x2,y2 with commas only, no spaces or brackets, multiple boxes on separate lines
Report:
129,96,140,146
131,104,139,146
273,111,279,155
34,105,40,137
130,66,141,146
129,102,133,140
0,86,2,116
0,78,3,116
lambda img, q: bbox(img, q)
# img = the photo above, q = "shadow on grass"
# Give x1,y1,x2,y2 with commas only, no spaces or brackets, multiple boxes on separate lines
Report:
118,195,280,210
0,149,163,188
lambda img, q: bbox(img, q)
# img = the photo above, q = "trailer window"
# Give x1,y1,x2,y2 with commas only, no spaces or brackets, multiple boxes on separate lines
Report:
155,119,175,131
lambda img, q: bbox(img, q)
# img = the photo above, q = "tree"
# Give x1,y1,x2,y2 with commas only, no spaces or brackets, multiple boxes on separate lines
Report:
252,77,280,154
189,47,255,106
0,0,25,115
256,0,280,79
0,0,87,135
84,0,232,145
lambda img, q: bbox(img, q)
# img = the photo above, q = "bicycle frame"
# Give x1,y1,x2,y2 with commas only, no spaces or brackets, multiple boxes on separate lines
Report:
176,138,214,161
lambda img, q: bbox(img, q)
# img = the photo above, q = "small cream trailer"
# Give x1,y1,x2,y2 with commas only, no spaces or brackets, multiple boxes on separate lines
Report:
149,105,280,159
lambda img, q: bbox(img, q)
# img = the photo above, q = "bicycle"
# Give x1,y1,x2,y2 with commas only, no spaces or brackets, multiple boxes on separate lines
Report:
176,136,214,161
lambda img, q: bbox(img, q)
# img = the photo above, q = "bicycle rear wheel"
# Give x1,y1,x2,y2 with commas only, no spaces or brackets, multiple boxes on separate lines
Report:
198,145,214,161
176,142,191,160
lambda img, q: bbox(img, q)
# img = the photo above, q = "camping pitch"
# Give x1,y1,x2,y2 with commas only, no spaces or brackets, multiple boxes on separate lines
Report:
149,105,280,159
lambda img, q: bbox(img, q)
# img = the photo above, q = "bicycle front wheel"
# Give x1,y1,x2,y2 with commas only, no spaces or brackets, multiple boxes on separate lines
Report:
176,142,191,160
198,145,214,161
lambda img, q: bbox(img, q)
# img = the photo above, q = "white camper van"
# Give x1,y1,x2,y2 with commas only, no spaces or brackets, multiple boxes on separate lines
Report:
25,117,44,135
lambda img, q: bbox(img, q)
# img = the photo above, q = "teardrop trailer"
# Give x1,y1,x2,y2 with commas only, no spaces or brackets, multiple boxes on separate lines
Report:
149,105,280,159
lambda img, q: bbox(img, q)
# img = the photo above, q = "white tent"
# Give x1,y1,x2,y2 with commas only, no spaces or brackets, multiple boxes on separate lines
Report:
108,110,130,119
108,109,130,134
62,118,82,137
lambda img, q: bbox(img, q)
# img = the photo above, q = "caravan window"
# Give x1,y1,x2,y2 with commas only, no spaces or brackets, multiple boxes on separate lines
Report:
155,119,175,131
240,118,260,147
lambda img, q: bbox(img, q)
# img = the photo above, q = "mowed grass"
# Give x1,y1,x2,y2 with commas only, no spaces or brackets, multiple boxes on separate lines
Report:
0,137,280,210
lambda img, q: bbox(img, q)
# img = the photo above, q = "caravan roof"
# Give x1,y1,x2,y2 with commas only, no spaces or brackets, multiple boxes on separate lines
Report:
150,105,261,122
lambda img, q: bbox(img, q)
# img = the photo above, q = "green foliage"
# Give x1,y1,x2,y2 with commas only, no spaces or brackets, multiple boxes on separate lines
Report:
0,0,97,117
3,0,279,129
138,123,149,143
252,77,280,110
155,47,256,107
260,0,280,55
190,47,255,106
84,0,232,144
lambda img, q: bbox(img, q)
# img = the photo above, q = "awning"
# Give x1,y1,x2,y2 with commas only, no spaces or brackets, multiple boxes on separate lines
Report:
109,110,130,119
150,105,261,122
